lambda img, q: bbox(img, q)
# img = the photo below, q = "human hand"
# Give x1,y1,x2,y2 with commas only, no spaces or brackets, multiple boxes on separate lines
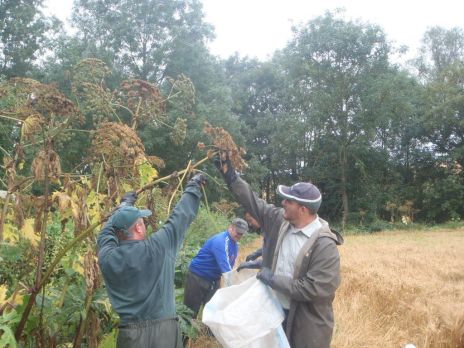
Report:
213,152,237,186
119,191,138,207
245,249,262,262
188,173,208,187
256,267,274,286
237,259,262,272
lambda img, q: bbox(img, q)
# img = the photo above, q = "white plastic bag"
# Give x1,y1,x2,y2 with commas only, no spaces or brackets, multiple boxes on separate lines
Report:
202,276,290,348
225,268,258,286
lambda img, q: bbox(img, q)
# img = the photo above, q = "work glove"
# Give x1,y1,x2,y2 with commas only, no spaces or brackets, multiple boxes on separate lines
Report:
119,191,138,207
256,267,274,287
237,259,262,272
213,152,237,187
187,173,208,187
245,248,263,262
108,191,138,220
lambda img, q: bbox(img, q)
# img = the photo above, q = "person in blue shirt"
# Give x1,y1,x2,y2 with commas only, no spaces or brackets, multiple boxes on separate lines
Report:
183,217,249,317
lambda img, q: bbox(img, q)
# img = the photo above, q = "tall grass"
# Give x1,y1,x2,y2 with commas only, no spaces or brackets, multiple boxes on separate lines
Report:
332,229,464,348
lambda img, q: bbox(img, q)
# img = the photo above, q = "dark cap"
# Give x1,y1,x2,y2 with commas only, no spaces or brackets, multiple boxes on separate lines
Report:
277,182,322,213
231,217,249,234
111,206,152,231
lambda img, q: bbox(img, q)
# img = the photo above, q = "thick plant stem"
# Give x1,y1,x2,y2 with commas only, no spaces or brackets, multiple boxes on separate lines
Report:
16,137,52,340
15,154,214,341
15,157,214,341
167,160,191,214
0,143,22,241
39,157,209,288
73,290,94,348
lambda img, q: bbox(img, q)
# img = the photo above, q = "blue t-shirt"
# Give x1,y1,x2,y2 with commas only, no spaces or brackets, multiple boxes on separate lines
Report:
189,231,238,282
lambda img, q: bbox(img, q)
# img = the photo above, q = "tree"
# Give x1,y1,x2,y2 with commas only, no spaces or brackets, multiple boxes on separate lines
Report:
71,0,214,83
281,11,392,229
417,27,464,168
0,0,59,77
224,55,288,197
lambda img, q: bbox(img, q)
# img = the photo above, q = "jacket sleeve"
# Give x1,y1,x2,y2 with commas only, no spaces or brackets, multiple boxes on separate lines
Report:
229,177,283,239
271,240,341,302
251,248,263,258
212,242,233,273
97,218,119,266
150,183,202,252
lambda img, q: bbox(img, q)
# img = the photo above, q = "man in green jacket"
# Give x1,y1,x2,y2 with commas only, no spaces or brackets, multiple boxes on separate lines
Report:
97,173,207,348
215,156,343,348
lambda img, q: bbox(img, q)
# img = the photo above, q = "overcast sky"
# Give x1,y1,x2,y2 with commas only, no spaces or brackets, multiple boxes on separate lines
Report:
44,0,464,61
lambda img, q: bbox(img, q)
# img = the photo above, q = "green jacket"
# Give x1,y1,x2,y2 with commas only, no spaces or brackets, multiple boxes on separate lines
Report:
97,184,202,325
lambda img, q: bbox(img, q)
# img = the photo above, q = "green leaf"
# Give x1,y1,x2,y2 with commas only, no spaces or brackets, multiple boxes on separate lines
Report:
0,324,18,348
138,162,158,188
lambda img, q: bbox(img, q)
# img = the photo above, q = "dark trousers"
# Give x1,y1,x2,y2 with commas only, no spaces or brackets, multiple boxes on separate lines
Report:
183,270,220,318
117,317,182,348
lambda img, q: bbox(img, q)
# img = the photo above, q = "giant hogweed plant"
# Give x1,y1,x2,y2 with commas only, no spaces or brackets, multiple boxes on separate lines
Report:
0,59,247,346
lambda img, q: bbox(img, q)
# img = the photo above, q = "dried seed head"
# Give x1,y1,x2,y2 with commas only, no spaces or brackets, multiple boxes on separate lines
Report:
31,149,62,183
84,249,101,292
21,113,44,141
203,123,247,171
119,79,166,126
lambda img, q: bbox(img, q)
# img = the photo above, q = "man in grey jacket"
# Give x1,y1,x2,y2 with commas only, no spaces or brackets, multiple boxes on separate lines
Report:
215,156,343,348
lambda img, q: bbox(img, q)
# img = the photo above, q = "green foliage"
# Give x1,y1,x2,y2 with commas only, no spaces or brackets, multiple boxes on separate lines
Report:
3,1,464,344
176,290,201,341
98,331,118,348
0,309,20,348
0,0,60,77
0,240,35,290
175,207,229,288
71,0,213,82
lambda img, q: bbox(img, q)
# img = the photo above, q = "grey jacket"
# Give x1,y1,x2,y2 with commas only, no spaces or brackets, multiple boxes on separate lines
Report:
230,177,344,348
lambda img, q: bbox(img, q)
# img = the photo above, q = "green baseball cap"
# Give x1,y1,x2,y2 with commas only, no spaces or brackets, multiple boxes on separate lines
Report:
111,206,152,231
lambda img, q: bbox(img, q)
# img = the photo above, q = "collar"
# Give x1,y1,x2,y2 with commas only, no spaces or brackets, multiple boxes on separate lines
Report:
290,216,322,238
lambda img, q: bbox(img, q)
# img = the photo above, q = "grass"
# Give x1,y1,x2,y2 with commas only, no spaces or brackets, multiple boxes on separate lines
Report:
191,228,464,348
332,228,464,348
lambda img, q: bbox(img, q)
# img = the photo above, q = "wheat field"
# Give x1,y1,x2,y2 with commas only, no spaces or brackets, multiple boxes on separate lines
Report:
192,229,464,348
332,229,464,348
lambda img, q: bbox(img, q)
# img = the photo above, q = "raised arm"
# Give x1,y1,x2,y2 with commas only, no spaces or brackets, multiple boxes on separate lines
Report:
229,178,283,239
214,155,283,239
150,174,206,252
97,218,119,265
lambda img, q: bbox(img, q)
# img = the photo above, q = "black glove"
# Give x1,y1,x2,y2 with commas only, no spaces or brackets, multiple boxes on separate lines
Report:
237,259,262,272
119,191,138,207
188,173,208,187
213,153,237,186
245,248,263,262
256,267,274,287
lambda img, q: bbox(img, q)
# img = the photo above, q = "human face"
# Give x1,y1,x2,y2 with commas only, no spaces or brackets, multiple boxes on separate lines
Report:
281,199,306,224
229,225,244,242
